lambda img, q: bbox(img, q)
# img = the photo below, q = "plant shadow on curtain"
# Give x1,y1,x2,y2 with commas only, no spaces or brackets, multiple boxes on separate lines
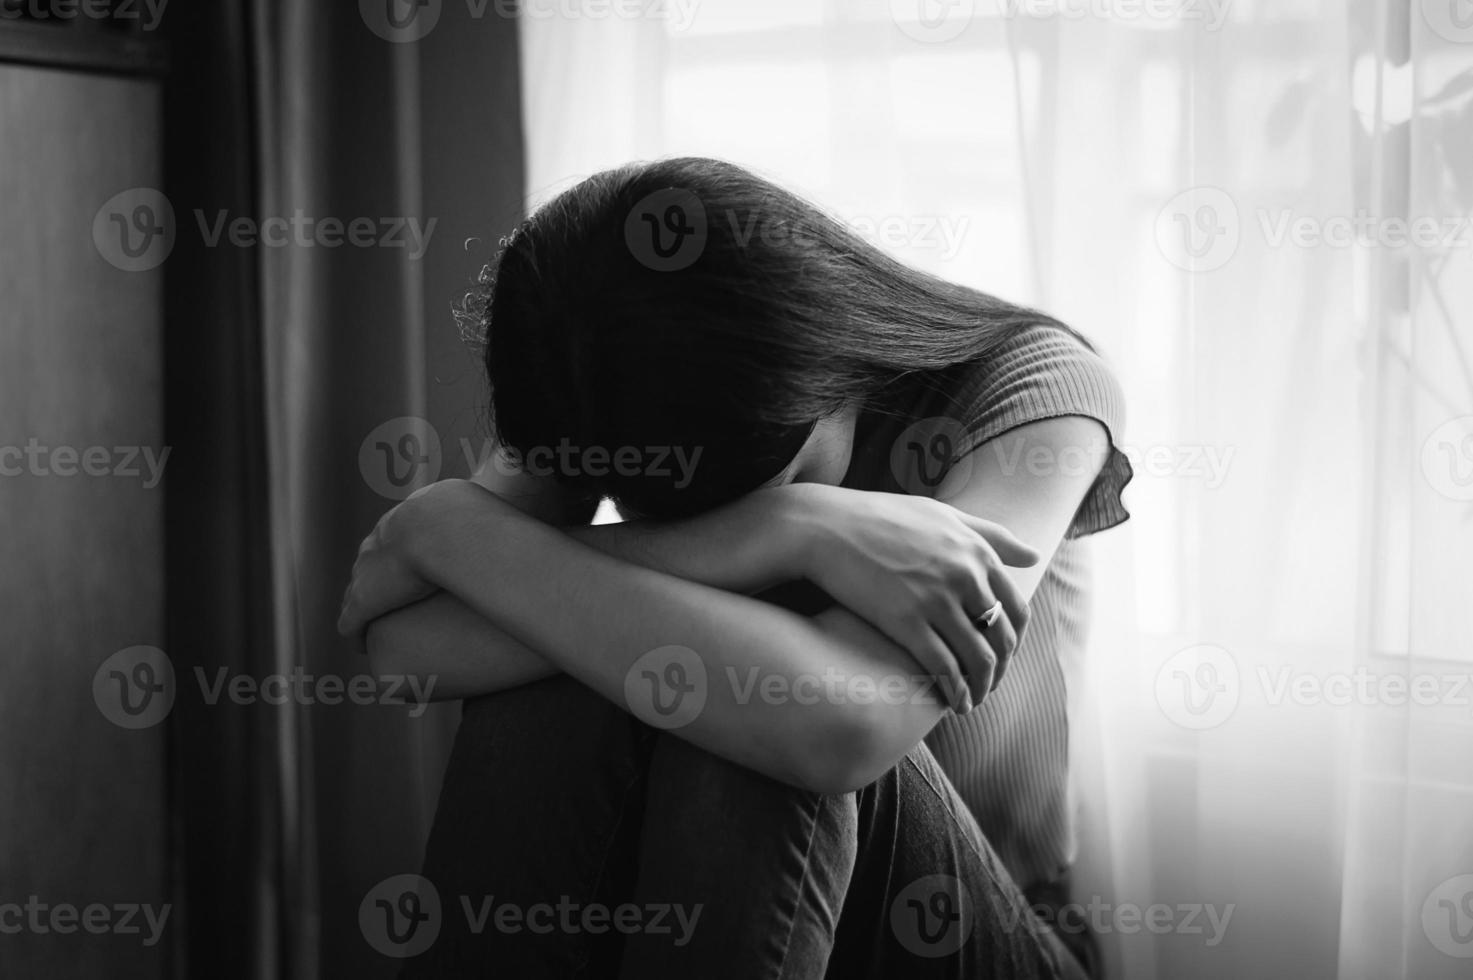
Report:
1011,3,1473,979
164,2,525,977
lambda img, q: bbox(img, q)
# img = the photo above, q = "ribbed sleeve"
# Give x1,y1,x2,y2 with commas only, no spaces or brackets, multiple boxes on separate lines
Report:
948,324,1133,539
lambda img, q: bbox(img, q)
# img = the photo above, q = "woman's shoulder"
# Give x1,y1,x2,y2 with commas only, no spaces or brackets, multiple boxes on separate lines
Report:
937,322,1125,437
850,321,1133,538
943,322,1133,538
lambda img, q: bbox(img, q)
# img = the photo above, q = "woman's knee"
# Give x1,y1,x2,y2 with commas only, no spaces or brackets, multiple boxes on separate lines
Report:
416,678,655,977
459,673,615,736
649,732,853,813
424,676,656,842
454,674,646,770
619,736,862,975
641,733,861,875
422,676,654,882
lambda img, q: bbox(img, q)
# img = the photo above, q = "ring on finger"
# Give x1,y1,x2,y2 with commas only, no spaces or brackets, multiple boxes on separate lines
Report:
974,600,1004,631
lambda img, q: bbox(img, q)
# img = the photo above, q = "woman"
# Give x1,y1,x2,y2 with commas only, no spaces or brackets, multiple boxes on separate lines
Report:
339,157,1131,978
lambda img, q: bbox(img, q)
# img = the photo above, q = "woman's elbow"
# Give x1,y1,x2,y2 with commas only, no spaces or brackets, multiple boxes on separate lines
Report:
363,619,438,701
790,706,912,795
363,619,403,679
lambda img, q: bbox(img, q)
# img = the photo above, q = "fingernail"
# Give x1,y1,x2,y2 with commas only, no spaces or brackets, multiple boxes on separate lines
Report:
961,692,973,714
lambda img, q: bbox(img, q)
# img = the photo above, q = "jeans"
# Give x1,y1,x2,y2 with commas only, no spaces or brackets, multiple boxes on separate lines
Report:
398,676,1095,979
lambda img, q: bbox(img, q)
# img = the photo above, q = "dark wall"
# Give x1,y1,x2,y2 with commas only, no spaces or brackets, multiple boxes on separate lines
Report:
0,50,171,980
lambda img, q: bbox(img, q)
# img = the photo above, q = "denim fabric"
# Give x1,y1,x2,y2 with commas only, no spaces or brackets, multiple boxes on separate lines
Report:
398,676,1094,979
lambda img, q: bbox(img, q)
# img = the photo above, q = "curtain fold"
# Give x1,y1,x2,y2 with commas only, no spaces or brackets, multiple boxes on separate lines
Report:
163,2,280,976
168,2,525,976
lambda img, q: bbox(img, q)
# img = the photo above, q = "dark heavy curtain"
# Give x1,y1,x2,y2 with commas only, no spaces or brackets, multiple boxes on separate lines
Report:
163,3,525,977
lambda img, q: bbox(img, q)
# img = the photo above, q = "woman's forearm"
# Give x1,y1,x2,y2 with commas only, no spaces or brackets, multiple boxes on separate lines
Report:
416,490,947,793
567,488,806,594
366,593,556,698
366,488,810,698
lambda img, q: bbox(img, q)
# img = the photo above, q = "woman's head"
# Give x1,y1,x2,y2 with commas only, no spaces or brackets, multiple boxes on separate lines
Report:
466,157,1063,518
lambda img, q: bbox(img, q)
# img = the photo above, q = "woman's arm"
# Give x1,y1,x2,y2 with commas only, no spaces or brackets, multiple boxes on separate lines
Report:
366,453,1037,705
343,415,1102,793
365,488,820,698
381,482,955,795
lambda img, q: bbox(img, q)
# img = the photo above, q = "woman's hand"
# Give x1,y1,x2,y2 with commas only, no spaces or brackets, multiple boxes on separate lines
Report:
781,483,1038,714
337,479,491,641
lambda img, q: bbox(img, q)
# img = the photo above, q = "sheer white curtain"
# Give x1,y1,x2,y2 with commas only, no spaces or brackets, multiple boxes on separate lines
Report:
518,1,1473,976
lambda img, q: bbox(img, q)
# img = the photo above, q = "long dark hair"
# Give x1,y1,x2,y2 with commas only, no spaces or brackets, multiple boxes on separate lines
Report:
461,157,1070,518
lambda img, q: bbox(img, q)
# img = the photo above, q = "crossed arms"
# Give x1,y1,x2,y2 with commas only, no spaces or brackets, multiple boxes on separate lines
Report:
340,417,1108,794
